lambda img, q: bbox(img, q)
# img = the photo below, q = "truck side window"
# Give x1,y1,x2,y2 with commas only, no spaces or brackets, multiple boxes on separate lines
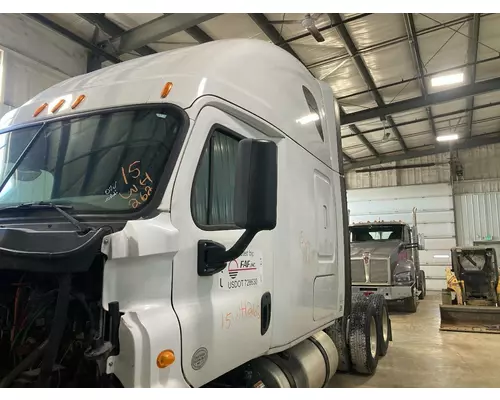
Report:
191,129,240,227
302,86,324,142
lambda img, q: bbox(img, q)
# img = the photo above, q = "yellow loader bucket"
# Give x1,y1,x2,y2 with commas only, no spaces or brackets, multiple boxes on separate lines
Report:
439,304,500,333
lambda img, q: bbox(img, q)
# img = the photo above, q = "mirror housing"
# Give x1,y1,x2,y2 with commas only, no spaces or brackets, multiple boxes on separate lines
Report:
417,233,425,251
198,138,278,276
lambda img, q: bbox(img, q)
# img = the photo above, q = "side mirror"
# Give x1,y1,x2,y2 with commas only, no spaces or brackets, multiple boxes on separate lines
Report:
418,233,425,251
198,138,278,276
234,139,277,231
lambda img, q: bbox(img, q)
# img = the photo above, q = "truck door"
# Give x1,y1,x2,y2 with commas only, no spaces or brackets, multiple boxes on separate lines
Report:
170,106,274,387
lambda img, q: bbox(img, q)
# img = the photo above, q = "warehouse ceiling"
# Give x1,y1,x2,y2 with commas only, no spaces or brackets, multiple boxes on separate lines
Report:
24,13,500,170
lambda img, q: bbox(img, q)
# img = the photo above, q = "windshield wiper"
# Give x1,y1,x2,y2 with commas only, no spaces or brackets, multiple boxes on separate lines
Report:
0,201,91,234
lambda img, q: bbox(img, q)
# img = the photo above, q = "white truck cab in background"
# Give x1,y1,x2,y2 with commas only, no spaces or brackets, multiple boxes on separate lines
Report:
0,39,388,388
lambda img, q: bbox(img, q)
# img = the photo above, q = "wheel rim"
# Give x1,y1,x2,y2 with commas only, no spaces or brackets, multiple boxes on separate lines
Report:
369,316,377,358
382,308,389,342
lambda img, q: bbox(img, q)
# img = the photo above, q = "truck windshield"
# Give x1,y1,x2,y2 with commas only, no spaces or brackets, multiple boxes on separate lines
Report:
0,107,184,213
350,225,403,242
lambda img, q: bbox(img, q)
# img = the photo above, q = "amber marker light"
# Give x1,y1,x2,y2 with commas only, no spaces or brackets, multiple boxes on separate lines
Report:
71,94,86,109
51,99,66,113
156,349,175,368
33,103,48,117
160,82,173,99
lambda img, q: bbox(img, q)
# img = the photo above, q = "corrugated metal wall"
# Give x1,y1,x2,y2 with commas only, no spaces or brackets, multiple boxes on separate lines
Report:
347,143,500,251
455,191,500,245
453,145,500,246
347,183,456,290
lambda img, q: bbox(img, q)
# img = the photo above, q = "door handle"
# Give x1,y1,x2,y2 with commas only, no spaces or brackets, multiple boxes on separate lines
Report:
261,292,271,336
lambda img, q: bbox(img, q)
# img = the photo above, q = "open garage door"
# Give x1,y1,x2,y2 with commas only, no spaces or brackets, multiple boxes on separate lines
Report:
347,183,456,291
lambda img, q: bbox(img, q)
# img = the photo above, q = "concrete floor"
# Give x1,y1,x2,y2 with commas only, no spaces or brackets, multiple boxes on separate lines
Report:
329,292,500,388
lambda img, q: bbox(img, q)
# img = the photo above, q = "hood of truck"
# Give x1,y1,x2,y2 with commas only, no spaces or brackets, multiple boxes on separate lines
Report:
350,240,401,259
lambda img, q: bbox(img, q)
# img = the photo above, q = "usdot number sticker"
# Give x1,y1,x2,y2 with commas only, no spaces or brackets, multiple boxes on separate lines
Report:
217,249,263,291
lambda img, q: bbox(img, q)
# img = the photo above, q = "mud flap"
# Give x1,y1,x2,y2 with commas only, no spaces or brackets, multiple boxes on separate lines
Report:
439,305,500,333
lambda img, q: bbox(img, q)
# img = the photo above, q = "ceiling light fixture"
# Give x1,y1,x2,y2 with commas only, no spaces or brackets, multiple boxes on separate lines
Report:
431,72,464,87
436,133,459,142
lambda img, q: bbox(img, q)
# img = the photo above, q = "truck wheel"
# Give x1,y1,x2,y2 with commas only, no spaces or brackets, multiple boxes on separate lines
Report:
324,317,352,372
369,295,390,357
348,296,379,375
418,271,426,300
404,292,418,313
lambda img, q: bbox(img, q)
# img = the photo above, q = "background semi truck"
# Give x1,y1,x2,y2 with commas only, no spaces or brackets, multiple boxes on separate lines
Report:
0,39,390,388
349,208,426,313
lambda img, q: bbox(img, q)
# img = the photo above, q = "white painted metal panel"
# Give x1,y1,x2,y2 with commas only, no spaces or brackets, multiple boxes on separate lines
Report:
348,183,455,290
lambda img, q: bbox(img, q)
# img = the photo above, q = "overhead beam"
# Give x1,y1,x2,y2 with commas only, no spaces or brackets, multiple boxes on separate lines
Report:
25,13,121,64
343,152,354,163
103,14,221,55
248,13,304,64
78,13,156,56
185,26,214,43
466,14,481,138
308,14,489,71
348,125,379,157
329,13,408,153
341,100,500,138
344,133,500,170
404,13,437,137
87,25,104,72
341,76,500,125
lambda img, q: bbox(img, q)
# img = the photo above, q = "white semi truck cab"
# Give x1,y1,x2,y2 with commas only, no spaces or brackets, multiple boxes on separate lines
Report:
0,39,390,388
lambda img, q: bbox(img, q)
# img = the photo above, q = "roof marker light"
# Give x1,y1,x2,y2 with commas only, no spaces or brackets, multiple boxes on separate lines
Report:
33,103,48,117
161,82,173,99
51,99,66,114
71,94,86,109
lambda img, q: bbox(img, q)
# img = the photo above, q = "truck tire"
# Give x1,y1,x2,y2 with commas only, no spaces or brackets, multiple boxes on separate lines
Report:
369,294,391,357
404,291,418,313
348,296,379,375
324,317,352,372
418,270,426,300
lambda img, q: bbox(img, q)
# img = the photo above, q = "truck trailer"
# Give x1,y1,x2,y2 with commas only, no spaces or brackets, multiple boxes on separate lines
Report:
0,39,390,388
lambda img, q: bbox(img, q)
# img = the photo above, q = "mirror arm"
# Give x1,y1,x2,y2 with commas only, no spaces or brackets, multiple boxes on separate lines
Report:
208,229,258,265
198,229,258,276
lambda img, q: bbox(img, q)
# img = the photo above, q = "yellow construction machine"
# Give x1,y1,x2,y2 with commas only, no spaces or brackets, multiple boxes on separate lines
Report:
439,246,500,333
